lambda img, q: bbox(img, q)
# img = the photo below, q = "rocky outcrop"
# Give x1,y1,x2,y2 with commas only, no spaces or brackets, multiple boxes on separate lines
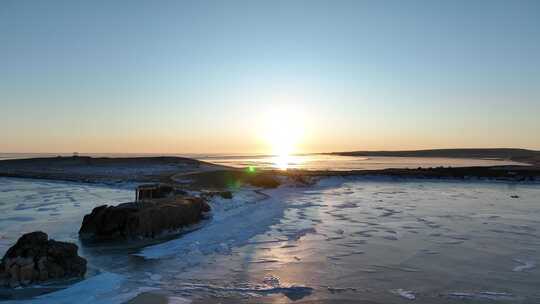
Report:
200,190,233,200
247,174,281,188
0,231,86,288
79,197,211,242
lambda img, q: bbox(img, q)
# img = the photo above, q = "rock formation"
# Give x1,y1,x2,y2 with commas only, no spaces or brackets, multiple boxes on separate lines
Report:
0,231,86,288
79,197,211,242
200,190,233,200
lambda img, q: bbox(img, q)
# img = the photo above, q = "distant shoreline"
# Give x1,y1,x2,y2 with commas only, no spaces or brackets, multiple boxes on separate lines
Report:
2,148,539,166
328,148,540,167
0,155,539,187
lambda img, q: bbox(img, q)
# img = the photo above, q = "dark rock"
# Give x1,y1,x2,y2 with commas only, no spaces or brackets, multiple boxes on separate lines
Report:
79,197,211,242
200,190,233,200
201,201,211,213
217,191,233,199
287,174,317,187
136,184,175,201
247,174,281,188
0,231,86,288
175,189,188,196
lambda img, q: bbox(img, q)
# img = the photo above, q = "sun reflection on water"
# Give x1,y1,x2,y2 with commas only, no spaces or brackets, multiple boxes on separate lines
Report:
273,153,291,170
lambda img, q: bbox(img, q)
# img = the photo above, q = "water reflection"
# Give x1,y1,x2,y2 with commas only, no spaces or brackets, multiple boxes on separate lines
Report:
200,154,527,171
232,181,540,303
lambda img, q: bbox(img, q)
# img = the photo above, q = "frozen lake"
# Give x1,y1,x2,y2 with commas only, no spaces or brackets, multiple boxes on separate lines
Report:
1,177,539,303
195,154,528,171
0,178,133,256
0,153,528,171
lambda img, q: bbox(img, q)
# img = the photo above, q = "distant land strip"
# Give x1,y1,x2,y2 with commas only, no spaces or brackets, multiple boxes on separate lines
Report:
0,154,540,186
329,148,540,166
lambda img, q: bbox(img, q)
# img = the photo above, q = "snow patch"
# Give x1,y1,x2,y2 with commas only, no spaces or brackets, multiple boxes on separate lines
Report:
137,187,296,259
512,259,536,272
392,289,416,300
447,291,514,300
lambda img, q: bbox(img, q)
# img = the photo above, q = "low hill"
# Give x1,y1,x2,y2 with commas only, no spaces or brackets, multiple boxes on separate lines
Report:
0,156,227,184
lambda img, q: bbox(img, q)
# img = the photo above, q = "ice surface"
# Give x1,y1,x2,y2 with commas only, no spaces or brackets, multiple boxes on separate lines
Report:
5,273,125,304
512,259,536,272
138,188,293,259
1,177,540,303
0,178,133,256
447,291,515,300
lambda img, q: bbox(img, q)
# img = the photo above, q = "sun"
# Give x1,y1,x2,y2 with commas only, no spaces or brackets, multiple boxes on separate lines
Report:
267,125,296,170
261,105,304,170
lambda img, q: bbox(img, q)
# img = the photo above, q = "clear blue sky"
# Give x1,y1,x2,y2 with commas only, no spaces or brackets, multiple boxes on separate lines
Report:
1,0,539,153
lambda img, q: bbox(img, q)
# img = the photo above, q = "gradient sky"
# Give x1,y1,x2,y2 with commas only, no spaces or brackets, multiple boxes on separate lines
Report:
1,0,539,154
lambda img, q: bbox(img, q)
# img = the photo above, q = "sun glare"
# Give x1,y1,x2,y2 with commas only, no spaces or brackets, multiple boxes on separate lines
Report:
262,105,304,170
